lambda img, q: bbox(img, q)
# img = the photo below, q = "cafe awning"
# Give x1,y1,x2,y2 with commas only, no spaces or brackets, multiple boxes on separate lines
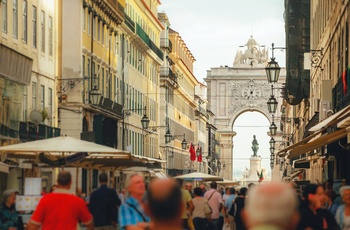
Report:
288,128,347,158
277,105,350,158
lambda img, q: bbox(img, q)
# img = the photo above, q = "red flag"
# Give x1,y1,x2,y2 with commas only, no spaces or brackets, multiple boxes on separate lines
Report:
342,69,347,95
197,146,202,162
189,143,196,161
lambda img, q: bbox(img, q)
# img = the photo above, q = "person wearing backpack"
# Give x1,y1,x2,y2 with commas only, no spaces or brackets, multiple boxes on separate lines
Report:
228,187,248,230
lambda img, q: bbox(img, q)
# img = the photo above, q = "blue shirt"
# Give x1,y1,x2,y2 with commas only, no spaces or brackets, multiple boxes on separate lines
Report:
118,196,150,229
224,194,236,212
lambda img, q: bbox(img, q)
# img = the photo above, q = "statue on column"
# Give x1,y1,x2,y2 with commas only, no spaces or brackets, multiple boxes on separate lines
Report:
251,135,259,156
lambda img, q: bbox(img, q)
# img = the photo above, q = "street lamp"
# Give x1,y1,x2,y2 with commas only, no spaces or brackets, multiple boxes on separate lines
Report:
123,106,150,130
270,153,275,169
269,147,275,154
89,85,101,105
269,137,276,149
267,95,278,114
269,121,277,136
265,43,282,83
164,128,187,150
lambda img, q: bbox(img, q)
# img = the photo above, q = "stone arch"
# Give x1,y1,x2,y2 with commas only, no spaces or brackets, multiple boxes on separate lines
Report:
230,106,272,130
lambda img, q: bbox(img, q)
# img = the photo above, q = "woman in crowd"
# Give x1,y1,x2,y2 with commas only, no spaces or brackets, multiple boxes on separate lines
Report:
297,184,339,230
325,189,339,216
189,187,208,230
335,185,350,229
0,190,19,230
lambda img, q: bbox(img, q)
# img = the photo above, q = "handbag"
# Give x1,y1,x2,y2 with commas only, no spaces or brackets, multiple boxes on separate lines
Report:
204,201,213,219
204,191,215,219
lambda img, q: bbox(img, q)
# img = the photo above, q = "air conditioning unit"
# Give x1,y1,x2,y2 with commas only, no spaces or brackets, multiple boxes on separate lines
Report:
319,100,331,121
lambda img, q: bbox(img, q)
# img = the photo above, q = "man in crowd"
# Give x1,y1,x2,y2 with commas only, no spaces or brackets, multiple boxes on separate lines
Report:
243,182,300,230
185,182,194,198
204,181,223,230
118,173,150,230
146,178,183,230
89,172,121,229
224,187,236,230
27,171,93,230
175,179,193,230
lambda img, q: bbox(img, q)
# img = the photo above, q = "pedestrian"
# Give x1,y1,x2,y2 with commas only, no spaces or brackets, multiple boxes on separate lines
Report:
27,171,93,230
0,189,19,230
118,173,150,230
119,189,126,204
146,178,183,230
200,183,207,196
175,178,193,230
189,187,209,230
230,187,248,230
325,189,339,216
224,187,236,230
204,181,223,230
297,183,339,230
243,182,299,230
89,172,121,229
335,185,350,229
185,183,194,198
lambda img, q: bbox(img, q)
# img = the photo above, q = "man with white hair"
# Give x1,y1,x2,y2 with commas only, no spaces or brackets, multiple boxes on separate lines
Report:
118,173,150,230
335,185,350,229
243,182,300,230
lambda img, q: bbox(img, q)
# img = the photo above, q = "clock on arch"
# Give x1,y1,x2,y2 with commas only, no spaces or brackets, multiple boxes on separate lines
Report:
243,84,261,99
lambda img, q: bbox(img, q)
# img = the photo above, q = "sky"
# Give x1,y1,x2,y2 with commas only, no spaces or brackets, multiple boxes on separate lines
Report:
158,0,286,179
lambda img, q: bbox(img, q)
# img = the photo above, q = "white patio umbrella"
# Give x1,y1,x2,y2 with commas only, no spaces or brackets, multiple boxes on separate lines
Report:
174,172,223,182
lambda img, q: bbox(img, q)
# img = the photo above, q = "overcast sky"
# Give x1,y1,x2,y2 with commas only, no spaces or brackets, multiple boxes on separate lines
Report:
158,1,286,179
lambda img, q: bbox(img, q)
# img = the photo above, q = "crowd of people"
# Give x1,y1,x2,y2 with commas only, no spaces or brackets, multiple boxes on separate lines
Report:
1,171,350,230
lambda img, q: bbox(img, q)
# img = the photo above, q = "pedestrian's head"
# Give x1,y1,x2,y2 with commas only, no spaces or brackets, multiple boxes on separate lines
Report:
147,179,182,223
229,187,236,195
301,184,324,208
175,178,183,187
199,183,206,192
193,187,202,197
2,189,16,206
210,181,217,189
99,172,108,184
239,187,248,196
57,171,72,188
243,182,299,230
339,185,350,205
185,183,192,191
125,173,145,197
324,189,336,202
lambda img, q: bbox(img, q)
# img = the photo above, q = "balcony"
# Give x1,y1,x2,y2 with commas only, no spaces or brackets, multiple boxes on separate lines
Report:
124,13,135,32
195,107,209,120
18,122,61,141
160,38,172,52
160,67,178,88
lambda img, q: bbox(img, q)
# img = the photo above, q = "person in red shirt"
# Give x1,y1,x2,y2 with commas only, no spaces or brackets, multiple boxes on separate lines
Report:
27,171,93,230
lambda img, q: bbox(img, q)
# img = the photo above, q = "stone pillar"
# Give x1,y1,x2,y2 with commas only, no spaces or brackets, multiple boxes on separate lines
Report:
249,155,262,181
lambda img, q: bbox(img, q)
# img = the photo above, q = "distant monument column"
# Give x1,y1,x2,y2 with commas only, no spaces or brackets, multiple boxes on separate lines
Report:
248,135,262,182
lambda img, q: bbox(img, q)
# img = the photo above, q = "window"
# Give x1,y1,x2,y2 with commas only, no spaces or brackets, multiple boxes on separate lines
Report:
97,20,100,42
13,0,18,38
40,10,45,52
48,88,52,116
48,16,53,56
22,0,28,43
23,87,28,121
32,6,37,48
82,8,86,31
101,24,104,45
32,82,37,110
40,85,45,111
2,0,8,33
87,12,91,35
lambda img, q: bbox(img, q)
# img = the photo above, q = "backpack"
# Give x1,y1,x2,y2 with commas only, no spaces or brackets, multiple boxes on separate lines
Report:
228,196,245,217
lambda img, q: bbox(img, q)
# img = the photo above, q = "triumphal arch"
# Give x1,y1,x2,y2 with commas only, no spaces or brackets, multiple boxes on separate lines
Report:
204,36,286,180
